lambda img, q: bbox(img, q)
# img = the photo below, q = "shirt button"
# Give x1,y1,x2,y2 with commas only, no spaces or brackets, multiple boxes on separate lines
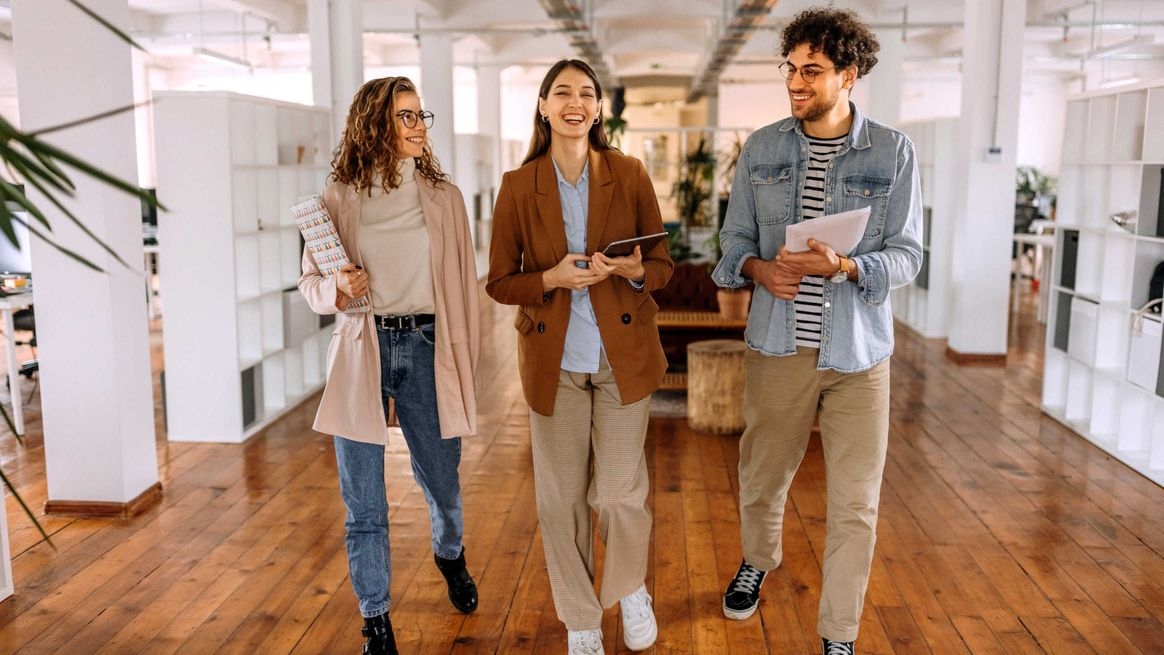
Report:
828,162,834,168
824,302,831,308
537,321,545,333
825,196,832,203
864,189,871,196
621,313,632,325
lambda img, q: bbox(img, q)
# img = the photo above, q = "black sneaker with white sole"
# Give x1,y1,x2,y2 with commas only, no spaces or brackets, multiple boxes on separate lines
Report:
823,638,854,655
722,560,767,620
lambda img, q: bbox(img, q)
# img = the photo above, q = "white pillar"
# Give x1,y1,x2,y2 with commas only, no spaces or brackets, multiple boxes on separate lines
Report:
11,0,159,509
308,0,362,142
421,33,456,176
478,64,502,196
865,29,903,125
946,0,1026,360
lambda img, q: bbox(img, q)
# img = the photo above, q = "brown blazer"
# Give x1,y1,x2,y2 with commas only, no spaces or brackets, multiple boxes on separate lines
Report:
486,148,673,416
299,176,480,444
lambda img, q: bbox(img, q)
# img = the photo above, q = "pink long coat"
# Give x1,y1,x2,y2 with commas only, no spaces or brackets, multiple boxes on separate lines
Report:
298,175,480,444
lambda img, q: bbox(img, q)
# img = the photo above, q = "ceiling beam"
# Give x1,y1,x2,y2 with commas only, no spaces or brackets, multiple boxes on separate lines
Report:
687,0,778,103
536,0,615,90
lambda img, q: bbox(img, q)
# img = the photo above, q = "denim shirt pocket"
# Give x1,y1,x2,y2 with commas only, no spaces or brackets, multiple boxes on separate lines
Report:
842,175,893,239
750,164,795,225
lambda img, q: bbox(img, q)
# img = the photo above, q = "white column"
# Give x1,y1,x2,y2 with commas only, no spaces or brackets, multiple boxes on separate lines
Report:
308,0,362,142
477,64,502,197
946,0,1026,359
11,0,158,506
865,29,904,125
421,33,456,176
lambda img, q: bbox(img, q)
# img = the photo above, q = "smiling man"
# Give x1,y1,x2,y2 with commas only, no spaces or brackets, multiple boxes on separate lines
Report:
711,7,923,655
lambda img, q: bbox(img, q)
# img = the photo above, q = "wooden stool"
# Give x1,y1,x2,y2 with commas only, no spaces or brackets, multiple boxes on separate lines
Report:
686,339,746,434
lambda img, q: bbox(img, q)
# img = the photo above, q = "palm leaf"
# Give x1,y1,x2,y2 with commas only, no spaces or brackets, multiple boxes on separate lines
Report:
65,0,149,53
0,466,55,549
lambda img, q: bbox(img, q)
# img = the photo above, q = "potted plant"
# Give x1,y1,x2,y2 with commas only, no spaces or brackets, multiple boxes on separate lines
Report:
703,231,752,320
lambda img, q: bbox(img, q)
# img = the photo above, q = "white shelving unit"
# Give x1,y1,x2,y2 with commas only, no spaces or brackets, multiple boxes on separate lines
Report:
892,118,957,338
1043,82,1164,487
154,91,334,442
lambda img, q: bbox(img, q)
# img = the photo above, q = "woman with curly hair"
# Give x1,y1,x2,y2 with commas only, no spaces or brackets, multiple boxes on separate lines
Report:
298,76,480,655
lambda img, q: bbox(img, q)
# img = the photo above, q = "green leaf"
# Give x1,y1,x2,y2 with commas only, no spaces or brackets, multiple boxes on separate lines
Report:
0,466,55,550
65,0,149,53
17,215,104,273
16,167,130,270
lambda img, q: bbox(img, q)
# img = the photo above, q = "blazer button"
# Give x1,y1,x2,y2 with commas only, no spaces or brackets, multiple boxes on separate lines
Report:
537,321,545,333
621,313,631,325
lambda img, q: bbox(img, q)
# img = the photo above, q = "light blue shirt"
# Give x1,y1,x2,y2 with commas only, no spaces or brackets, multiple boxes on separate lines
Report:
712,102,924,373
552,158,603,373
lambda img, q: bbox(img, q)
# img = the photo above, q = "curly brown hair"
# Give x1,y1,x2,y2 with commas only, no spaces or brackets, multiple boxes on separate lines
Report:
329,76,449,192
780,7,879,78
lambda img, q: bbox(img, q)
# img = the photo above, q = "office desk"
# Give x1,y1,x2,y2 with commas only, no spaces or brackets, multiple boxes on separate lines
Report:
0,291,34,436
1012,233,1055,324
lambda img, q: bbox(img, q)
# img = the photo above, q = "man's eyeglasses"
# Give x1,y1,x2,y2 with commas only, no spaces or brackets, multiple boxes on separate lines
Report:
395,110,435,129
777,62,835,84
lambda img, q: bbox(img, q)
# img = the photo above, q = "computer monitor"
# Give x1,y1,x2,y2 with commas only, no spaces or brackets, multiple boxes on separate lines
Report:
141,187,158,227
0,184,32,276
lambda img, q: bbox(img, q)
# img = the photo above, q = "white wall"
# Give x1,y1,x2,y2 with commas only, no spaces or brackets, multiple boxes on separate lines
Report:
900,75,963,123
0,40,18,129
718,81,789,130
1016,75,1069,174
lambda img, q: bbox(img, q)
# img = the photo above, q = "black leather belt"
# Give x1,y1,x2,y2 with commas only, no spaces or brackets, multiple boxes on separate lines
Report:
375,313,435,330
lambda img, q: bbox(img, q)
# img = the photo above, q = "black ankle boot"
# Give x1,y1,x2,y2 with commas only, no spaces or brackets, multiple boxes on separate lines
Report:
361,613,398,655
434,548,478,614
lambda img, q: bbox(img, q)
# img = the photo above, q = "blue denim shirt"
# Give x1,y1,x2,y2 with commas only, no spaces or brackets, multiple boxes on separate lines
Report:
712,102,923,372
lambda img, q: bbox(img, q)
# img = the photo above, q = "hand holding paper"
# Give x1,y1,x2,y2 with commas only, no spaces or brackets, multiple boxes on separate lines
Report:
784,206,871,255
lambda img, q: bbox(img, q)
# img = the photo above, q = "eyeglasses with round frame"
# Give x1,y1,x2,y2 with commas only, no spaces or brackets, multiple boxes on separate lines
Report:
395,110,435,129
777,61,836,84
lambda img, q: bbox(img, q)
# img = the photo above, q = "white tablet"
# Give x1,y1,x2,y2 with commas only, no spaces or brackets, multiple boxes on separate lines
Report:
601,231,668,258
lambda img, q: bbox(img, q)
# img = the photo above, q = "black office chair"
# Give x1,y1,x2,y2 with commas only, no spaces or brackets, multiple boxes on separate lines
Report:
12,307,37,378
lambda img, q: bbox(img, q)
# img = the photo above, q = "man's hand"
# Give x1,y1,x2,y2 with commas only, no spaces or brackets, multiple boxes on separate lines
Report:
776,238,841,277
742,257,802,301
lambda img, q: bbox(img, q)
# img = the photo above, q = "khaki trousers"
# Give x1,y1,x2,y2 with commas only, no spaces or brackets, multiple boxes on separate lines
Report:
738,347,890,643
529,362,653,631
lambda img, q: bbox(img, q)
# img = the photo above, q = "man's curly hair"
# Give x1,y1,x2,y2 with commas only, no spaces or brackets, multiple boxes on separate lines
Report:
330,76,449,193
780,7,879,78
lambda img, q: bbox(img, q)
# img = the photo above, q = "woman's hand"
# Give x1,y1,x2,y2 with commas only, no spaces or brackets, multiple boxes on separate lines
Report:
543,253,603,292
336,262,369,303
590,245,645,283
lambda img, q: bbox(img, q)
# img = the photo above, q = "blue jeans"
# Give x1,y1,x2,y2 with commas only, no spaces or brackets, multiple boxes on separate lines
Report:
333,322,464,618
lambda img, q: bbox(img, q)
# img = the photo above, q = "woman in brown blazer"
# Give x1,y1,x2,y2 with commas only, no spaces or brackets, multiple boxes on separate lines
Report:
299,77,480,655
486,59,673,655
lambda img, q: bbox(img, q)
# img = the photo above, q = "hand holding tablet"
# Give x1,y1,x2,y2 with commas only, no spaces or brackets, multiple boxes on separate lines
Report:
600,231,668,258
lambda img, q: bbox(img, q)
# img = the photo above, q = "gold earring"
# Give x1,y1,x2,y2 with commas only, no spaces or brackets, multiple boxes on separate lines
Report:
541,114,549,122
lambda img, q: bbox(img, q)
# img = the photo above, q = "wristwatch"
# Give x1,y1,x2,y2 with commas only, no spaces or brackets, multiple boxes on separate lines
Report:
828,256,850,284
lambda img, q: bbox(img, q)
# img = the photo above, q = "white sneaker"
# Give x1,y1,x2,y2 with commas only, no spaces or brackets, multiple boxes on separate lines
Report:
620,584,658,651
567,628,605,655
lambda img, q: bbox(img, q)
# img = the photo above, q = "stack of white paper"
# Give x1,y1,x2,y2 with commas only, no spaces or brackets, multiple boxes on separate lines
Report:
784,206,871,255
291,195,369,313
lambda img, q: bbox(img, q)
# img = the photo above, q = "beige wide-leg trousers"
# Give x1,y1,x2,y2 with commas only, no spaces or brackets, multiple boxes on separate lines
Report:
529,361,653,631
738,347,890,643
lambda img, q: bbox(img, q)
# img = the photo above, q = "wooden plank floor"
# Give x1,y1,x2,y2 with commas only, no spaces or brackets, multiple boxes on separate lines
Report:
1,285,1162,654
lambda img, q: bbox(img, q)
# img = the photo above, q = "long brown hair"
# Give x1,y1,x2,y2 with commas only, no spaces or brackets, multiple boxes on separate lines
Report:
330,76,449,192
522,59,614,166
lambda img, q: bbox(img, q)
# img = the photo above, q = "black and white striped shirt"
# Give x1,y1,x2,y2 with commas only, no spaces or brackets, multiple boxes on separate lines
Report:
793,134,847,348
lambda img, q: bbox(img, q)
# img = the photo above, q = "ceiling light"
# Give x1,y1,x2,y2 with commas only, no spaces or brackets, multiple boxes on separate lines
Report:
194,47,252,70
